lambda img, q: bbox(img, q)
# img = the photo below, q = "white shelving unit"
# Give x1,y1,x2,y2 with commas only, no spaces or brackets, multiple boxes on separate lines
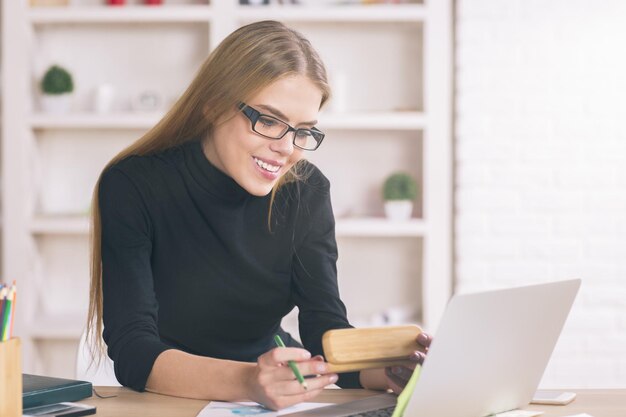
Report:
29,5,213,24
235,4,427,22
335,218,427,238
30,215,90,236
2,0,452,378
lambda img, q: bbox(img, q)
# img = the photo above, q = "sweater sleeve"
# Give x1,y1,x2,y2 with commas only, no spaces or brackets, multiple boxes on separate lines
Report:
291,172,362,389
99,167,172,391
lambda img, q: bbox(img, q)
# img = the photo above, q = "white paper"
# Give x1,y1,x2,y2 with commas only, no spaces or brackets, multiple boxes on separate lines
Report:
196,401,333,417
563,414,595,417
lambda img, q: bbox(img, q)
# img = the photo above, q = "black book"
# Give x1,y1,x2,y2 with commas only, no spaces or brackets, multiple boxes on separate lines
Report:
23,374,93,409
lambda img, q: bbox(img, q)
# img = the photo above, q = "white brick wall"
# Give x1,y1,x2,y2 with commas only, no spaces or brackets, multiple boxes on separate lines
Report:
456,0,626,388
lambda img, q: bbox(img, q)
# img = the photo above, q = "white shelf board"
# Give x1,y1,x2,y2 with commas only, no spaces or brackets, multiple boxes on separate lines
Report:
30,112,162,130
335,217,426,237
30,215,425,238
30,111,424,131
30,215,90,235
237,4,426,23
29,5,212,24
26,314,85,340
319,111,425,130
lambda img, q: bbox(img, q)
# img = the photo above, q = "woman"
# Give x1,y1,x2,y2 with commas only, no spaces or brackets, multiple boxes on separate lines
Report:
87,20,430,410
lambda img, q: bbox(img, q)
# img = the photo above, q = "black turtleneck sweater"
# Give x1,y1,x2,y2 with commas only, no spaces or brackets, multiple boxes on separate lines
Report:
99,139,360,391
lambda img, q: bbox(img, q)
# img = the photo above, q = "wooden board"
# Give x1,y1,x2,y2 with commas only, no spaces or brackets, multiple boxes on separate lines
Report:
322,325,423,366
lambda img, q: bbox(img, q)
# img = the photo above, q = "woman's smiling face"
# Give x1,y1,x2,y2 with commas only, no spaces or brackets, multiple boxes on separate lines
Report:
203,75,323,196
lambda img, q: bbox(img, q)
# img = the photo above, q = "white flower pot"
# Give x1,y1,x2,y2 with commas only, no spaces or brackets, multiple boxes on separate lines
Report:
384,200,413,221
40,94,72,113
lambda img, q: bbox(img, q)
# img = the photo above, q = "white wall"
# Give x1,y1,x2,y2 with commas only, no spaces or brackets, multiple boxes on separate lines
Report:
455,0,626,388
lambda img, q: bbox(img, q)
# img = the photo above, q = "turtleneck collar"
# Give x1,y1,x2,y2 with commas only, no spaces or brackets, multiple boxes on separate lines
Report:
183,139,251,203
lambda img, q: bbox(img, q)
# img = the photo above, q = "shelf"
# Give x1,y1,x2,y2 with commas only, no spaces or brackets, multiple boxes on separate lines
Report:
29,5,212,24
28,4,425,24
29,111,424,131
7,0,453,367
335,217,426,237
237,4,426,23
30,215,424,238
30,215,90,235
26,314,85,340
30,112,162,130
319,111,425,130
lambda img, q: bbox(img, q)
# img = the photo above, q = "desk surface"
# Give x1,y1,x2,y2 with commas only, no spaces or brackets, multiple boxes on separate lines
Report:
81,387,626,417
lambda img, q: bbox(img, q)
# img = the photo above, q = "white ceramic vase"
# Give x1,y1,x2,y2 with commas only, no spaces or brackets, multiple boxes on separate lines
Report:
94,84,115,113
384,200,413,221
40,94,72,113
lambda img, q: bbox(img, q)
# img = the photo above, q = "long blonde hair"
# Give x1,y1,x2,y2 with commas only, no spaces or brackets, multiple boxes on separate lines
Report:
86,20,331,360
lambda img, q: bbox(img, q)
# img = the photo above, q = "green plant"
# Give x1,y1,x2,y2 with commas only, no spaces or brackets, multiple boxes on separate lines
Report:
383,172,418,201
41,65,74,95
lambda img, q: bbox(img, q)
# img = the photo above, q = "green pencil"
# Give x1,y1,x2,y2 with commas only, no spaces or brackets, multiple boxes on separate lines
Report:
274,334,308,390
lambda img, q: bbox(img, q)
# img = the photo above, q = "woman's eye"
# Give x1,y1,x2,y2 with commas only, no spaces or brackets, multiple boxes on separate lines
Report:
259,117,276,127
296,130,312,138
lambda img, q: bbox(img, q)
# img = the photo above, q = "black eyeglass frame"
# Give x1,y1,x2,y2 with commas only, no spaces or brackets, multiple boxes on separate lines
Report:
237,102,325,151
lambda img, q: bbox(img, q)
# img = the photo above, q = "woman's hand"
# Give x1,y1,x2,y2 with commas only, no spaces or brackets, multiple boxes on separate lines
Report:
384,332,432,394
246,348,338,411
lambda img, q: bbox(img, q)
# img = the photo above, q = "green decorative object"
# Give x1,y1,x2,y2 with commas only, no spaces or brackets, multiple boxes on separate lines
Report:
41,65,74,95
383,172,418,201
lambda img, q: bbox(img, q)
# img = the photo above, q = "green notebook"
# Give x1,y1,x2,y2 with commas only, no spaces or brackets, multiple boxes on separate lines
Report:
23,374,93,409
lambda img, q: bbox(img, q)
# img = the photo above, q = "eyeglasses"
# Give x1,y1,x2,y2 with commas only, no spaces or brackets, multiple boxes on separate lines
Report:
238,102,325,151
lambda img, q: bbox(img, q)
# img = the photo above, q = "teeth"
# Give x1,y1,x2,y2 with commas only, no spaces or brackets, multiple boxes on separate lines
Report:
254,157,280,173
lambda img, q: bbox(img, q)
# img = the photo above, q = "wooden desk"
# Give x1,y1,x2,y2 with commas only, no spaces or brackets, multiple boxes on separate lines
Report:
521,390,626,417
81,387,626,417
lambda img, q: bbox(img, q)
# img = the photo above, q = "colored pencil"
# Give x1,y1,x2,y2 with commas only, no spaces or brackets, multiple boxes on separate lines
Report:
0,286,7,341
3,288,14,341
9,281,17,340
0,283,16,341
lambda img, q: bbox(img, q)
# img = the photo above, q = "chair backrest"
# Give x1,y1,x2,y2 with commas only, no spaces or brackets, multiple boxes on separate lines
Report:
75,331,121,386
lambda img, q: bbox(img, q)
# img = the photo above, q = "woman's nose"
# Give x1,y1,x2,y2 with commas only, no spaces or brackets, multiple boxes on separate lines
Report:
270,131,295,155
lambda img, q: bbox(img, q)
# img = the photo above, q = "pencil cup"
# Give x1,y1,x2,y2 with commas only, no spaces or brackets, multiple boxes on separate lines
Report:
0,338,22,417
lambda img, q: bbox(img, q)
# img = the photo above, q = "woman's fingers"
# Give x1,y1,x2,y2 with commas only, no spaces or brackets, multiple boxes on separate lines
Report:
298,359,332,376
273,373,339,396
271,359,333,382
259,349,333,378
253,348,337,410
384,364,420,395
263,385,325,411
258,347,311,367
384,368,405,395
417,332,432,349
388,366,415,381
259,375,336,410
409,351,426,364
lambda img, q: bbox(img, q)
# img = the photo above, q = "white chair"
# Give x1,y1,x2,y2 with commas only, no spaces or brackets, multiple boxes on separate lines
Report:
75,331,121,386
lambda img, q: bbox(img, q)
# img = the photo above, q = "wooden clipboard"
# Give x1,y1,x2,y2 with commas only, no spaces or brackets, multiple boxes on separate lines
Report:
322,325,423,373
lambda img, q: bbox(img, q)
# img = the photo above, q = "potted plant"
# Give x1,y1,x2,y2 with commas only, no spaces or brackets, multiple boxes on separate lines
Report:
40,65,74,113
382,172,418,221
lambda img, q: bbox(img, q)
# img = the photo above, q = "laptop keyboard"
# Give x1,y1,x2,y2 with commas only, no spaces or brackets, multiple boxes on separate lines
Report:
347,406,396,417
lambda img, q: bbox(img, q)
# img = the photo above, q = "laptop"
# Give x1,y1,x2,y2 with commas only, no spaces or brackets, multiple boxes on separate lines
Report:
285,279,581,417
